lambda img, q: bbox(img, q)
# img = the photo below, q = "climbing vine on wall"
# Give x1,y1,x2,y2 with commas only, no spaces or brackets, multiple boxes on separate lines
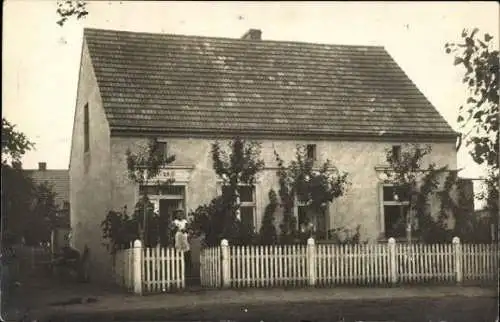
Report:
384,144,464,243
189,137,265,246
275,145,350,242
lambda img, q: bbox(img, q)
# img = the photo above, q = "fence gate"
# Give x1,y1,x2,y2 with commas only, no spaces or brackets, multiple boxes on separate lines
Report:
200,246,222,288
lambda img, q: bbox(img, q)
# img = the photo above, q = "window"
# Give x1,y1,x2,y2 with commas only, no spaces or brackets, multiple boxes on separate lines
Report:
298,203,309,232
84,104,89,153
220,185,256,232
306,144,317,160
392,145,401,162
381,184,409,239
296,200,328,238
156,141,168,162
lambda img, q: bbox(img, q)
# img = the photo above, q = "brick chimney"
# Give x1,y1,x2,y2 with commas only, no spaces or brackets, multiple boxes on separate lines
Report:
38,162,47,171
241,29,262,40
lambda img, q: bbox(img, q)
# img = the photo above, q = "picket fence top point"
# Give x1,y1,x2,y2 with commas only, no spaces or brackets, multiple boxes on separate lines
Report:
307,237,315,245
452,236,460,244
388,237,396,244
221,239,229,246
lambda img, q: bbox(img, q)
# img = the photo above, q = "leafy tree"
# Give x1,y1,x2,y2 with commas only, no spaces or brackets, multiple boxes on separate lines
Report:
258,189,279,245
24,182,60,245
190,138,264,246
102,206,137,254
445,28,499,223
125,138,175,243
1,166,35,244
275,145,349,242
210,137,265,245
2,118,34,165
101,195,164,253
1,118,35,244
56,0,88,26
189,196,228,247
383,144,461,243
446,29,498,173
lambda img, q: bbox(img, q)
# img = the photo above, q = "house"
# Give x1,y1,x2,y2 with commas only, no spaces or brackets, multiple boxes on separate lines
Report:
70,28,458,281
24,162,71,250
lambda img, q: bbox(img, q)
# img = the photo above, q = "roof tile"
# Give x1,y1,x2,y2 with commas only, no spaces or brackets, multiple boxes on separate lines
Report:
83,28,456,139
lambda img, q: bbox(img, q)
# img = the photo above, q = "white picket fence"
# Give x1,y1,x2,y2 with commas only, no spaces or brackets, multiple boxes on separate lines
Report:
143,246,185,292
462,244,499,281
200,245,221,288
114,237,498,294
200,237,498,289
113,240,185,294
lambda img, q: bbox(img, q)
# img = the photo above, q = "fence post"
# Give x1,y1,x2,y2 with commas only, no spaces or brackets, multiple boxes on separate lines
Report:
221,239,230,288
133,239,143,295
388,237,397,285
307,237,316,286
453,236,462,285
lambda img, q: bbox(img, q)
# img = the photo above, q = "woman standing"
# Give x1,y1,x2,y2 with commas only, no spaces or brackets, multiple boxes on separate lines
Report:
173,210,192,286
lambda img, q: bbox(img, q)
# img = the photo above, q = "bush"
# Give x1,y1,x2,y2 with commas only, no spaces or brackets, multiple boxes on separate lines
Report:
101,195,173,253
189,196,233,247
326,225,362,245
101,209,137,254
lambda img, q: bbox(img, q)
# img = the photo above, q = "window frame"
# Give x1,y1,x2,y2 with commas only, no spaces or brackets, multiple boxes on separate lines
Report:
379,183,411,239
391,145,401,162
83,103,90,153
156,140,169,163
306,144,317,160
294,197,329,235
139,184,186,214
217,182,257,232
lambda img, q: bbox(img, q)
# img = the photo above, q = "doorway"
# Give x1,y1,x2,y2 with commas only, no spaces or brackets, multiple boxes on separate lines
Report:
149,186,200,287
158,199,182,246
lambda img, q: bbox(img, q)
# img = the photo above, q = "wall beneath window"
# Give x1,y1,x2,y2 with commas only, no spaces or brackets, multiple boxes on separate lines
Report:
109,136,457,243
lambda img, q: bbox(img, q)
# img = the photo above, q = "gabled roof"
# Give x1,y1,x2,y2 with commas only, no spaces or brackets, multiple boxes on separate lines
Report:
24,169,69,207
83,28,457,140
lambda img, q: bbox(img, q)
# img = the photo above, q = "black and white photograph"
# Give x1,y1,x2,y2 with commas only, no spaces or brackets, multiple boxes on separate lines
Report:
1,1,499,321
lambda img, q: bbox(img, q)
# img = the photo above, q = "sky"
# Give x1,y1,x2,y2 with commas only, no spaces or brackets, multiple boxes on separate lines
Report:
3,1,499,181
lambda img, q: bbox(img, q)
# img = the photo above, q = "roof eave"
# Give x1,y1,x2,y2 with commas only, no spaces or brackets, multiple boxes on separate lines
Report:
109,126,458,143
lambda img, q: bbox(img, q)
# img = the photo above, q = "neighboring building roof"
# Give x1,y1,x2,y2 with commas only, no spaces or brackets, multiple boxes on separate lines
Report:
83,28,457,139
24,167,69,207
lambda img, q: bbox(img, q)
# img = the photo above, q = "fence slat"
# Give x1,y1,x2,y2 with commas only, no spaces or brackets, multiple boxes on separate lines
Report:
124,239,497,294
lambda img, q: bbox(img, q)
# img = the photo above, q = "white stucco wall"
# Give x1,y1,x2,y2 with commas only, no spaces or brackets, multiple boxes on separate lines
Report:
110,136,457,242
